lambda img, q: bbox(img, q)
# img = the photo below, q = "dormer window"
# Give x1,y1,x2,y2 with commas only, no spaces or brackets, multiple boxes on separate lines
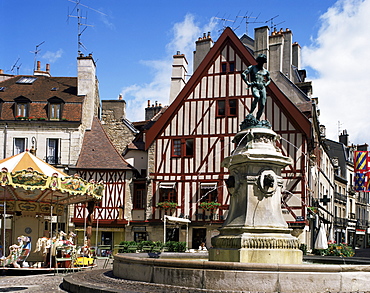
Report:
48,97,64,120
14,96,31,118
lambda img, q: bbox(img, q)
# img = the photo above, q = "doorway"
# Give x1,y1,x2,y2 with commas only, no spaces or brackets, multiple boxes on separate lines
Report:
192,228,207,249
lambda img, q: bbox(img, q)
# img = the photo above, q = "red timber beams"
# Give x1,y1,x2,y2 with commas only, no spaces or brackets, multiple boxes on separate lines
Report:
145,27,311,150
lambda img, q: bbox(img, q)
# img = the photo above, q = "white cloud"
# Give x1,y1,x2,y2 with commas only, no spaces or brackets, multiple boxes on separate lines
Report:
42,49,64,63
122,14,217,122
302,0,370,145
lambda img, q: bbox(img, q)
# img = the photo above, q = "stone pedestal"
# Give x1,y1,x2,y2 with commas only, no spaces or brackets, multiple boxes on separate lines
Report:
209,126,302,264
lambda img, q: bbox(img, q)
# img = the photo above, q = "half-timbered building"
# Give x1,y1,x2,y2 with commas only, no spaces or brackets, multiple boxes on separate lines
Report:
137,27,314,248
73,117,134,250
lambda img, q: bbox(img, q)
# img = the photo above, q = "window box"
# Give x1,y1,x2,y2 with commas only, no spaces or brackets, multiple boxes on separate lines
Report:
199,201,221,211
157,201,178,210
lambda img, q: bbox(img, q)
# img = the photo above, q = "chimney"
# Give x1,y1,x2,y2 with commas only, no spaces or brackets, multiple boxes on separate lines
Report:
169,51,188,104
78,53,98,129
193,32,213,70
292,42,301,69
339,130,349,146
34,61,51,77
145,100,162,121
101,97,126,121
254,26,269,59
268,31,283,72
282,28,293,79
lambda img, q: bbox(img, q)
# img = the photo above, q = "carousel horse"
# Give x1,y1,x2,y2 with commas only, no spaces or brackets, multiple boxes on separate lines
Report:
34,237,52,256
1,236,31,268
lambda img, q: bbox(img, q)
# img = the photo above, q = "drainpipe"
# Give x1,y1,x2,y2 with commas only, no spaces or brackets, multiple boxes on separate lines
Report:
3,124,7,159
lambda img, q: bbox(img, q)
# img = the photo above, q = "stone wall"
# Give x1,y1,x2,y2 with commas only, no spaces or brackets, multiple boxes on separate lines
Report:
101,108,136,155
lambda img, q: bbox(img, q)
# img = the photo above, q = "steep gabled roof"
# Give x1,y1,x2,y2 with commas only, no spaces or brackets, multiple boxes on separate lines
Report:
145,27,311,149
76,117,132,170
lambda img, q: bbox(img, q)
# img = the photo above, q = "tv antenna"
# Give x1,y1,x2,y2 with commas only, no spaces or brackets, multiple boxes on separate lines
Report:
10,58,22,75
30,41,45,72
67,0,106,55
237,12,263,36
213,15,237,34
265,15,285,31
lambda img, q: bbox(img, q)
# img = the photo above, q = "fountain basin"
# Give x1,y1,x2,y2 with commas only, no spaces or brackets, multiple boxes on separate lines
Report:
113,253,370,293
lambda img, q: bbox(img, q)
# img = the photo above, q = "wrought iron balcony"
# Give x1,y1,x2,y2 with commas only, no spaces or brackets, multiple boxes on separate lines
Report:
334,192,346,202
334,217,348,227
45,155,61,165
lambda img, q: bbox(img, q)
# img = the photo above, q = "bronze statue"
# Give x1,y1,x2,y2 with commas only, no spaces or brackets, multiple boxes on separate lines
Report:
241,54,271,121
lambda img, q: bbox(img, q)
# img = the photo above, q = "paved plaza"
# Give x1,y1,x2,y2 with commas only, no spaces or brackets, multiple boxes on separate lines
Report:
1,251,370,293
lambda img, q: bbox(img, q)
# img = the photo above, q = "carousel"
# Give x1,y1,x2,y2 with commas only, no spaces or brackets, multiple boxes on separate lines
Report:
0,151,104,272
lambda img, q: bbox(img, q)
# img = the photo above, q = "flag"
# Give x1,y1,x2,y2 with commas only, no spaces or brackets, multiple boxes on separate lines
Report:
354,151,368,172
355,172,366,192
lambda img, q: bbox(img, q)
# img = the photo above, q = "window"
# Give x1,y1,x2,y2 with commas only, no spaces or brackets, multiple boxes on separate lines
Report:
46,138,59,164
217,100,226,116
221,62,235,73
16,77,37,84
185,139,194,157
159,183,177,202
134,184,146,209
172,138,194,158
14,138,27,155
50,103,61,120
17,103,28,117
48,97,64,120
173,139,181,157
216,99,237,117
14,96,30,118
200,183,218,202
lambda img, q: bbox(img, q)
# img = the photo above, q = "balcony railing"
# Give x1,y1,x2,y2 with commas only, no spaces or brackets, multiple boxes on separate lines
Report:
357,219,369,229
334,217,348,227
334,192,346,202
45,155,61,165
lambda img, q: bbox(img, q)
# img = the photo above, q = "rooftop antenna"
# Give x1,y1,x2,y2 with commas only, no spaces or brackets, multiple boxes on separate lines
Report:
67,0,106,55
30,41,45,72
10,58,22,75
338,121,343,136
237,12,263,36
213,15,237,34
265,15,285,32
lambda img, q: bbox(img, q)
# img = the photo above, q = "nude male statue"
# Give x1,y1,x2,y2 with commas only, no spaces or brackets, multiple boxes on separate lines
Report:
241,54,271,120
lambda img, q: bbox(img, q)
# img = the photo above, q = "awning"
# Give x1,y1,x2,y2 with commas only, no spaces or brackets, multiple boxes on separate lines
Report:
200,183,217,189
163,215,191,224
163,215,191,250
159,182,176,189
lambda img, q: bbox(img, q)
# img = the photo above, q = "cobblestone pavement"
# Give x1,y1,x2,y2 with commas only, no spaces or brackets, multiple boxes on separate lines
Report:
0,259,110,293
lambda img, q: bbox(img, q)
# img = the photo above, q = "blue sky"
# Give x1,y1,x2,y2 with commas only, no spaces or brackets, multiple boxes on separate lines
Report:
1,0,369,145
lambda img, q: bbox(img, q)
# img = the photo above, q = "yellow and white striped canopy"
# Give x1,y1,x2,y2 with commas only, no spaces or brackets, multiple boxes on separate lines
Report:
0,152,67,177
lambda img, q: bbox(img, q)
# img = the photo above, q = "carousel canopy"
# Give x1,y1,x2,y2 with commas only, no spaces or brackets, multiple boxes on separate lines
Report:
0,152,104,214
